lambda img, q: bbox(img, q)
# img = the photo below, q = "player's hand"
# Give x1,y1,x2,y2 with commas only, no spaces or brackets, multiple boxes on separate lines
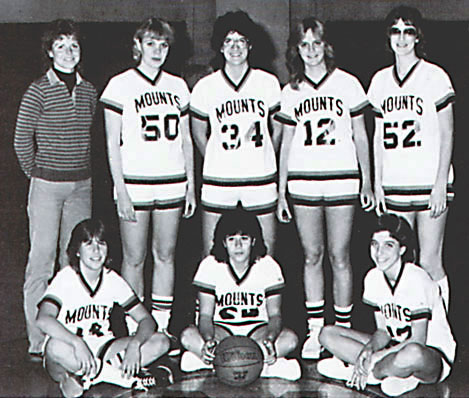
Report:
121,340,141,378
261,338,277,365
374,185,387,216
276,196,292,223
429,182,447,218
73,337,97,378
183,186,196,218
346,365,368,391
360,183,375,212
116,188,137,222
202,339,217,364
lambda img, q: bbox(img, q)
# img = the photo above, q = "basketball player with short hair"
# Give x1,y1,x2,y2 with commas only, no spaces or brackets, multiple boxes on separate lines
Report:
100,18,195,344
36,219,171,397
368,6,455,310
179,208,300,380
317,214,456,396
190,10,282,257
275,17,374,359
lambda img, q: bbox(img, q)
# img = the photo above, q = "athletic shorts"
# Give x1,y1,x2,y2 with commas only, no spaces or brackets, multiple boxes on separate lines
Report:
201,183,277,214
115,180,186,211
214,321,268,337
289,179,359,206
439,356,451,382
384,186,455,212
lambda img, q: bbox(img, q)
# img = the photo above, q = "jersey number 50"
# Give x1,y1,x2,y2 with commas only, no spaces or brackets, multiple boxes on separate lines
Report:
141,114,179,141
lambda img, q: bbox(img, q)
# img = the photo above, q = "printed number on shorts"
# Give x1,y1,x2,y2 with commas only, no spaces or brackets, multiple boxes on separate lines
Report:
383,120,421,149
141,114,179,141
386,325,411,340
221,121,263,150
304,118,336,146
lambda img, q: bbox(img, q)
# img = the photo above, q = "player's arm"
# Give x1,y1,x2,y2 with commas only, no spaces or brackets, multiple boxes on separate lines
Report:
104,109,136,222
181,114,196,218
373,116,387,215
197,291,218,363
269,114,283,153
351,114,375,211
431,104,454,218
36,301,97,377
276,124,294,223
262,293,283,364
191,117,209,157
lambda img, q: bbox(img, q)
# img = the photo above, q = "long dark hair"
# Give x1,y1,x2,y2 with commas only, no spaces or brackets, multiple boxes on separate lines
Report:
211,207,267,266
371,214,416,263
286,17,335,90
67,218,110,272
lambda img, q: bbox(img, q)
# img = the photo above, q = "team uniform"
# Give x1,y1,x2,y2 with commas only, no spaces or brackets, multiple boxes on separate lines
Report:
100,68,190,210
275,69,368,206
190,68,281,213
368,60,455,211
38,266,140,356
363,263,456,382
193,255,285,336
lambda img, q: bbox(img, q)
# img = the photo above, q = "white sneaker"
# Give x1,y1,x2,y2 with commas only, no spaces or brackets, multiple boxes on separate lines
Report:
317,357,352,381
85,361,137,389
381,376,419,396
261,357,301,381
180,351,213,372
301,327,323,359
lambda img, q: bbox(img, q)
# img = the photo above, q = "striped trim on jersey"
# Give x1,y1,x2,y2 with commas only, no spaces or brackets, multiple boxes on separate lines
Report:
203,173,276,187
384,185,455,196
350,100,370,117
291,192,358,207
124,174,187,185
436,93,456,112
288,170,360,181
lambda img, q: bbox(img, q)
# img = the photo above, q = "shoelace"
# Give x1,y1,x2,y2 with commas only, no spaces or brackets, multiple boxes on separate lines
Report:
133,375,157,391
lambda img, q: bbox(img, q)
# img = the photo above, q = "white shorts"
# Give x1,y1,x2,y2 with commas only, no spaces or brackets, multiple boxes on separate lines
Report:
439,356,451,382
201,183,277,214
213,321,268,337
116,180,186,210
384,185,455,212
289,179,359,206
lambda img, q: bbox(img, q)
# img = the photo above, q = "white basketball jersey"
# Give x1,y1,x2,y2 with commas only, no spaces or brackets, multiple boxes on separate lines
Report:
276,68,368,180
368,60,455,191
100,68,190,183
190,68,280,186
363,263,456,366
193,255,285,332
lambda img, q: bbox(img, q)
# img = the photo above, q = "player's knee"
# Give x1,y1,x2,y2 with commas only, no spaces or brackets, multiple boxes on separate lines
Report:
153,248,175,267
328,249,350,271
304,247,324,268
284,329,299,352
394,342,425,369
122,250,146,269
46,338,71,363
180,325,198,349
318,325,337,349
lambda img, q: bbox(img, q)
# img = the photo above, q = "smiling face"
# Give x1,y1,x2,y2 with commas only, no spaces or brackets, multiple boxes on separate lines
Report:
389,18,418,57
48,34,80,72
370,231,406,274
138,32,169,71
298,28,325,69
221,31,250,67
78,236,108,273
223,233,254,266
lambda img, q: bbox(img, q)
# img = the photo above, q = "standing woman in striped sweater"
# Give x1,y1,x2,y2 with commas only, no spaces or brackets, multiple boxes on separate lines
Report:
14,19,97,361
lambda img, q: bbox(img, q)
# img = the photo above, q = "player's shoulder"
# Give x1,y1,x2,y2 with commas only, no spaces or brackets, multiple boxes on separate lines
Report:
51,265,78,283
370,64,394,82
404,262,433,284
419,59,450,77
198,255,222,270
333,68,362,84
250,68,280,84
192,69,220,89
364,266,383,283
161,70,187,84
106,68,138,85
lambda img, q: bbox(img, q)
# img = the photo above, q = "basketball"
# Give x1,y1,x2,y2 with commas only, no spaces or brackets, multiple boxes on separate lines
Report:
213,336,264,387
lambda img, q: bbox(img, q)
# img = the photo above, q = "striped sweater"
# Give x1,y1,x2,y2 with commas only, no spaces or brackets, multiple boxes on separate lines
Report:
14,69,97,181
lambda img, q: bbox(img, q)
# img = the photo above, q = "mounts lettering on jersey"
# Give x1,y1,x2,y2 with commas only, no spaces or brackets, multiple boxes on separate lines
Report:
216,292,263,307
134,91,181,113
380,95,423,115
294,96,344,122
380,302,412,322
65,304,112,324
215,98,266,123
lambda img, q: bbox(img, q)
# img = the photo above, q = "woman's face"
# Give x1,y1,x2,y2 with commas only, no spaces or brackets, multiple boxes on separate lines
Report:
138,32,169,71
224,233,254,265
221,31,250,67
389,18,418,57
370,231,405,273
78,236,108,272
298,28,325,69
49,34,80,72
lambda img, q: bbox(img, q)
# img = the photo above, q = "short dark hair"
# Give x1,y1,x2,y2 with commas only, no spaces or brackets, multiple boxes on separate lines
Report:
371,214,416,263
385,6,426,58
211,207,267,265
67,218,110,272
286,17,335,89
42,19,80,70
132,17,175,63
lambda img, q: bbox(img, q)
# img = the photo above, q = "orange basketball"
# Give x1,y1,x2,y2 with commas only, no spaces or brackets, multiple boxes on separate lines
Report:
213,336,264,387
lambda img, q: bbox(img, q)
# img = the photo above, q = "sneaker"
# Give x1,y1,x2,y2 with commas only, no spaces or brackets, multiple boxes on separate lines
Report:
180,351,213,372
59,373,84,398
301,327,323,359
86,361,137,389
28,352,43,363
261,357,301,381
380,376,420,397
148,364,175,387
163,329,181,356
132,369,157,392
317,357,352,381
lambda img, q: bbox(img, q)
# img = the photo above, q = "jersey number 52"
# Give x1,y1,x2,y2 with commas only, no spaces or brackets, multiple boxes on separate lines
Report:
383,120,421,149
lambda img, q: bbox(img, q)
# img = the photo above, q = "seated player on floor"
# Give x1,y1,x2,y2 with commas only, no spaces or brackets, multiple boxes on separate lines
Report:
317,214,456,396
36,219,171,397
180,206,301,380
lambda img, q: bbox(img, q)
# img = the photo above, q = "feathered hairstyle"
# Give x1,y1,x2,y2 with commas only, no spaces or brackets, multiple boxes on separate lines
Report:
286,17,335,90
132,17,175,63
385,6,426,59
371,214,416,264
211,206,267,266
67,218,111,272
42,19,80,71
